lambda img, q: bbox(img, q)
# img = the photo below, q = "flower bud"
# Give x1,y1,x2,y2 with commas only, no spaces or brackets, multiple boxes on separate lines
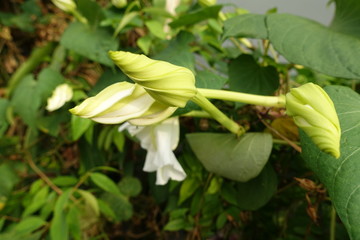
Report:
51,0,76,12
111,0,127,8
69,82,176,125
198,0,217,7
46,84,73,112
108,51,197,108
286,83,341,158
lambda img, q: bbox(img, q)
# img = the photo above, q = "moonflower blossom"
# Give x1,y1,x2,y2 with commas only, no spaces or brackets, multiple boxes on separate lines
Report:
108,51,197,108
46,84,73,112
51,0,76,12
286,83,341,158
120,117,186,185
69,82,177,125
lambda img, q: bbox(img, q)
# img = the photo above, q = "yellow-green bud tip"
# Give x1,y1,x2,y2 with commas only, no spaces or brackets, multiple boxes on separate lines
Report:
108,51,197,108
286,83,341,158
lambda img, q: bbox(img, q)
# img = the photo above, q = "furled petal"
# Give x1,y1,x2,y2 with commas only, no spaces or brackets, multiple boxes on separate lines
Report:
108,51,197,108
46,83,73,112
286,83,341,158
70,82,175,125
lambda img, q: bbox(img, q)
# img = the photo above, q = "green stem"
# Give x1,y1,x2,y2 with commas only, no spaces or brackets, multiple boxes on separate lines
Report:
181,110,211,118
191,92,245,136
6,42,56,97
71,9,88,24
330,206,336,240
198,88,286,108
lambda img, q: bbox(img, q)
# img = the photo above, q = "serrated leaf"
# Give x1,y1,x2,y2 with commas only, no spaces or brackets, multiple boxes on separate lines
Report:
301,85,360,239
60,22,118,66
229,54,279,95
186,132,273,182
118,177,142,197
90,172,121,195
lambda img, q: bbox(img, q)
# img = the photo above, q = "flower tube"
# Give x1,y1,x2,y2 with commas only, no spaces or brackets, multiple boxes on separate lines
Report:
69,82,176,125
120,117,186,185
108,51,197,108
286,83,341,158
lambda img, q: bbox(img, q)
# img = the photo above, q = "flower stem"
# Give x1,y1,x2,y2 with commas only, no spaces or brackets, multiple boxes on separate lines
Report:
191,92,245,136
198,88,286,108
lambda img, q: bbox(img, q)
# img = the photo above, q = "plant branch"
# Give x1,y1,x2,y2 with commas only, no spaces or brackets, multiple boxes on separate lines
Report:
198,88,286,108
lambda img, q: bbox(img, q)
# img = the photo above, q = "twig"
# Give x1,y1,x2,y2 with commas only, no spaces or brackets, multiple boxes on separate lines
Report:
257,113,302,153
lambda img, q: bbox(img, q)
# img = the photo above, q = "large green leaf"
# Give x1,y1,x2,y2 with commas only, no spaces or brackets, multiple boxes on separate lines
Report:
186,132,273,182
60,22,118,66
228,54,279,95
330,0,360,37
223,0,360,79
301,85,360,239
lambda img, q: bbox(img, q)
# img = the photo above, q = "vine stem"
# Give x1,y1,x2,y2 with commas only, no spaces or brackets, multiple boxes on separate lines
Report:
330,206,336,240
191,92,245,136
198,88,286,108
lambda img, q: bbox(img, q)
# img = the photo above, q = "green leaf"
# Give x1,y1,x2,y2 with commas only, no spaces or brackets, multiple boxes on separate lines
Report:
90,172,121,195
60,22,118,66
223,13,268,39
196,70,227,90
13,217,45,234
77,0,105,26
154,31,195,72
36,68,64,101
232,164,277,210
22,186,49,217
186,132,273,182
0,163,20,197
50,189,72,240
0,99,9,137
170,5,222,28
118,177,142,197
228,54,279,95
77,189,100,216
178,177,200,205
163,218,187,231
11,75,41,128
145,20,167,39
137,35,152,55
71,115,93,141
330,0,360,38
301,85,360,239
52,176,78,186
101,192,133,221
266,14,360,79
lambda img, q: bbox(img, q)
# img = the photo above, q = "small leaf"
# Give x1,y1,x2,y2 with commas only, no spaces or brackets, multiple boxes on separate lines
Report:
13,216,45,234
71,115,93,141
90,172,121,195
50,189,72,240
178,177,200,205
77,190,100,216
170,5,222,28
101,192,132,222
187,132,273,182
118,177,142,197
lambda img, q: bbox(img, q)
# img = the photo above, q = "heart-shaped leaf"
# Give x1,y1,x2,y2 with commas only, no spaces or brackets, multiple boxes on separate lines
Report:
301,85,360,239
186,132,273,182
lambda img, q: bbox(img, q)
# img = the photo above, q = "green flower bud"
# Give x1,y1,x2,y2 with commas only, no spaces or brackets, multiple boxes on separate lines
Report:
108,51,197,108
111,0,127,8
51,0,76,12
198,0,217,7
286,83,341,158
69,82,176,125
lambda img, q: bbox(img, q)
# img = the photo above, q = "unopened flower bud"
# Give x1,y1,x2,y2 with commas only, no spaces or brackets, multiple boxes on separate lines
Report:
51,0,76,12
108,51,197,108
111,0,127,8
286,83,341,158
198,0,217,7
46,84,73,112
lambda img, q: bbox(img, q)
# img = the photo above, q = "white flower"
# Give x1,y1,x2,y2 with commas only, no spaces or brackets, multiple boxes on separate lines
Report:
46,84,73,112
120,117,186,185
